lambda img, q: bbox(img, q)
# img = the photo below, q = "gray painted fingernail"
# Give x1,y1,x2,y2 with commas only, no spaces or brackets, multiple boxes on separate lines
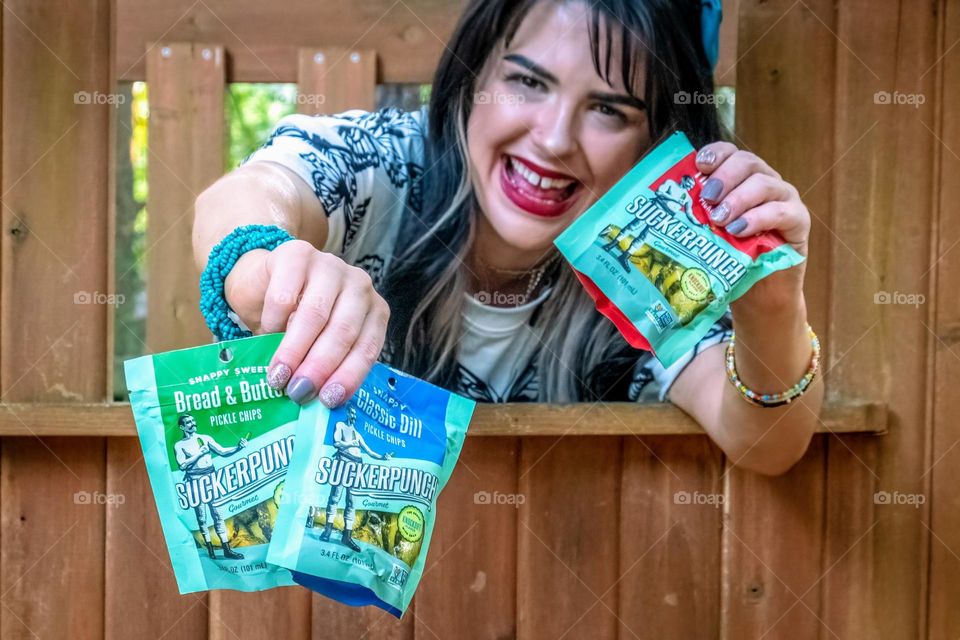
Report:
287,376,317,404
701,178,723,202
697,149,716,166
726,218,748,235
319,383,346,408
266,362,292,390
710,201,730,223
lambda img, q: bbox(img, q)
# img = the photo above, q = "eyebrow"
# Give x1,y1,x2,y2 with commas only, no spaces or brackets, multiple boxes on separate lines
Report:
502,53,647,111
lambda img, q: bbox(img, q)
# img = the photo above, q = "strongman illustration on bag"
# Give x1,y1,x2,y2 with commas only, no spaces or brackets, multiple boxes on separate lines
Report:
312,405,394,552
602,175,697,269
174,414,248,560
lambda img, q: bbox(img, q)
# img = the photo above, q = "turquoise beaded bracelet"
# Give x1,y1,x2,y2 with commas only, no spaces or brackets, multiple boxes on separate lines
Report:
724,323,820,408
199,224,295,341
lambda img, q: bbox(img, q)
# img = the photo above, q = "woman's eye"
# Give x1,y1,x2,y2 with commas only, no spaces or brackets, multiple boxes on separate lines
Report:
506,73,544,91
594,103,627,121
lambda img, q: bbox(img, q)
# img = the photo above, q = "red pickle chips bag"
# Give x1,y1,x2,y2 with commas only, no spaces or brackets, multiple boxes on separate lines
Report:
554,131,805,367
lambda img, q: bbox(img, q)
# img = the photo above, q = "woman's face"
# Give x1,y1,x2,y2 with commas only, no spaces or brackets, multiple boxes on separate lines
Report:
467,0,651,259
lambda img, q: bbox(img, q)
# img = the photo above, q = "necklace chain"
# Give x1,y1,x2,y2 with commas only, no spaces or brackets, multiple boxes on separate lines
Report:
474,251,560,304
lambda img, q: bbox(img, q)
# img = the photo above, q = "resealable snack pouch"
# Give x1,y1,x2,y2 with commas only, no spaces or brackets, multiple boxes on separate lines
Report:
267,362,476,618
554,131,805,367
124,333,298,593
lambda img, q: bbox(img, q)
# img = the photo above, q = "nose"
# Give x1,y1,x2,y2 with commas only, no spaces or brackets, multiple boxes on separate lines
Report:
531,102,579,159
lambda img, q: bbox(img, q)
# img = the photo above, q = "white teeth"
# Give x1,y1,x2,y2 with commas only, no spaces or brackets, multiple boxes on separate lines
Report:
508,157,575,190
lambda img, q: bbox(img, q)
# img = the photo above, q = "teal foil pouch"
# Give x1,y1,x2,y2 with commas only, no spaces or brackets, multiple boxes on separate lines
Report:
554,131,806,367
124,333,298,593
267,362,476,618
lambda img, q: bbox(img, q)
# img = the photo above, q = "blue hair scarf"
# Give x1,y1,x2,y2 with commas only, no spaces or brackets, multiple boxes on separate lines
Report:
701,0,723,70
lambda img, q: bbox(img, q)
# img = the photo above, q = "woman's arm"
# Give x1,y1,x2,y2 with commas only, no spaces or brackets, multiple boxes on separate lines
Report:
668,278,822,476
666,142,822,476
193,161,329,331
191,158,392,409
193,160,327,272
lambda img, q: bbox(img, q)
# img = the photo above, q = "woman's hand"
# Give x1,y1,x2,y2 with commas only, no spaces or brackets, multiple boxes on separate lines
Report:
695,143,811,309
224,239,390,407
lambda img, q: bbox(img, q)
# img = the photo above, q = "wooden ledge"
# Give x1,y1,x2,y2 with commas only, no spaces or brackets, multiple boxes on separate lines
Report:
0,401,887,438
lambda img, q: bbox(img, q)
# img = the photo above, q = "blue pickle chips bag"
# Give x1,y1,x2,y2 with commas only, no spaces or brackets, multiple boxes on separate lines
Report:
267,362,476,617
124,333,298,593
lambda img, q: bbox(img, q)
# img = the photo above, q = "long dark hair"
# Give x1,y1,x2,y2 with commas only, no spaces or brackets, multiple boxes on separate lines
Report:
381,0,723,401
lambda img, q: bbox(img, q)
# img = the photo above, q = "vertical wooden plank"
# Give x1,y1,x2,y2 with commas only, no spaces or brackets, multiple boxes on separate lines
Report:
722,439,826,638
928,0,960,638
0,11,113,394
723,2,835,634
0,1,112,638
821,1,939,638
1,439,107,639
517,434,620,639
211,588,312,640
821,435,879,638
297,48,377,115
618,436,724,639
715,0,740,87
104,42,226,640
415,437,518,639
144,42,224,351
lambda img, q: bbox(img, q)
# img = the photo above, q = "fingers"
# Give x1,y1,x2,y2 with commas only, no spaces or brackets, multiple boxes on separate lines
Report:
286,281,370,405
266,254,343,392
255,243,389,408
708,173,794,231
719,199,808,241
316,296,390,407
695,141,738,171
695,146,783,205
258,241,313,333
281,265,387,408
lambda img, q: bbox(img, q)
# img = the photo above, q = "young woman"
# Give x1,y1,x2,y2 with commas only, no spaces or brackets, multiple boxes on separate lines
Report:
194,0,823,475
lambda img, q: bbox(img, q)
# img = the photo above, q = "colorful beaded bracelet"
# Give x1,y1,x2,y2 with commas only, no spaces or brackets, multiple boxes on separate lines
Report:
199,224,295,341
724,323,820,408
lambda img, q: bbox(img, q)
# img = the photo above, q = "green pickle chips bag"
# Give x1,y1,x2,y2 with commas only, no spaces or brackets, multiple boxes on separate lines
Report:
554,131,805,367
124,333,298,593
268,362,476,617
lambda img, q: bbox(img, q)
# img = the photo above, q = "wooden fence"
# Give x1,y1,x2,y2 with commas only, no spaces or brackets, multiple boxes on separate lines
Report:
0,0,956,638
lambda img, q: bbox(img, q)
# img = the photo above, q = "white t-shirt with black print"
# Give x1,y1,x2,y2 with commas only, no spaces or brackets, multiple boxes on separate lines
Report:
242,106,733,403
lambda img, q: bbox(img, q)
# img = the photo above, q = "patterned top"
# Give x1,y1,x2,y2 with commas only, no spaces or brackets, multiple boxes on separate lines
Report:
242,106,734,403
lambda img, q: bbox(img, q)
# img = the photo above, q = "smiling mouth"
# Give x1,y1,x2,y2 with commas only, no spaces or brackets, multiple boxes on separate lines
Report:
499,154,582,217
